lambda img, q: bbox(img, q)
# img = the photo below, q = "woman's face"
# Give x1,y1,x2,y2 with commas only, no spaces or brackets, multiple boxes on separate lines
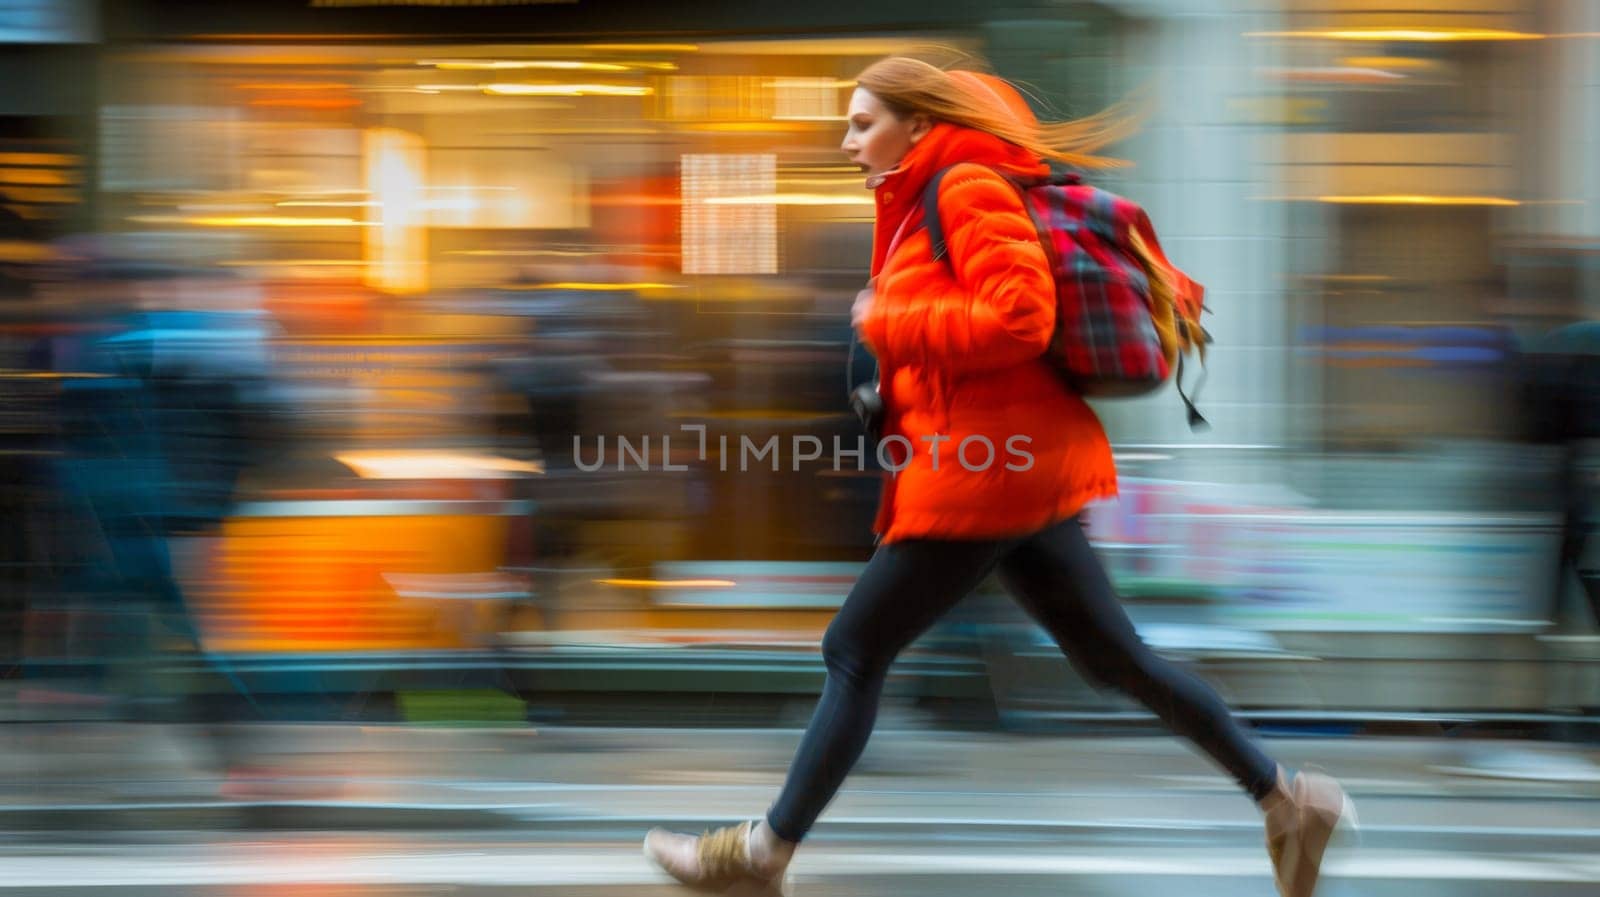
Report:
841,87,929,178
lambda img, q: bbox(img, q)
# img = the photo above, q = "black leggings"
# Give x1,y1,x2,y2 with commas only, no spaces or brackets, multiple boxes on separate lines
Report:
765,516,1279,842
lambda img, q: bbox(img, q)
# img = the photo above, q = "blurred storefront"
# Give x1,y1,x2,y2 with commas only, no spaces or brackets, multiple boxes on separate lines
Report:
9,0,1591,718
80,2,1030,658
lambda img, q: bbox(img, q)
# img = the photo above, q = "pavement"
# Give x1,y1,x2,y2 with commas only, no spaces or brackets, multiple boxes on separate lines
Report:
3,721,1599,841
3,722,1600,895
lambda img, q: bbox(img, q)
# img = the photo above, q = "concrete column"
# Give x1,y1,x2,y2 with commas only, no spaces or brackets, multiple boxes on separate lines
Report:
1016,1,1297,460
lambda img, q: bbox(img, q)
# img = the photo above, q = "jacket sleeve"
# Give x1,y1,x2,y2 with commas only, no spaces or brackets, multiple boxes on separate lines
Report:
861,164,1056,374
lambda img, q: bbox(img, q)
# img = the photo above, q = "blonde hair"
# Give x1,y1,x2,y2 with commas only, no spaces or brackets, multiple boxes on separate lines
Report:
854,56,1138,169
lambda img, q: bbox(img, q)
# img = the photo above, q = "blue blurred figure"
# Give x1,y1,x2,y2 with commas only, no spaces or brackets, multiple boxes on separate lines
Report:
47,259,273,721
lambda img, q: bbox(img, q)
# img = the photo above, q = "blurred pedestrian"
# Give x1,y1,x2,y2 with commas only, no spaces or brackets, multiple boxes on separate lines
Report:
1518,319,1600,627
643,57,1355,897
50,261,272,723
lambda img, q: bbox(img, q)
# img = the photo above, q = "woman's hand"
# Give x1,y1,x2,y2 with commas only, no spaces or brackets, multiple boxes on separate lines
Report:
851,281,876,329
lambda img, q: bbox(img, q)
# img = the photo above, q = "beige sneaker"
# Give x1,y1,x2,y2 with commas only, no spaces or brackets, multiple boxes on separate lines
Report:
643,820,790,894
1263,768,1358,897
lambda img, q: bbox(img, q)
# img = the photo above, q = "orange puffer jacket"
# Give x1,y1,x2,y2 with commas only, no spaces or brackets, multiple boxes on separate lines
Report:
857,84,1118,543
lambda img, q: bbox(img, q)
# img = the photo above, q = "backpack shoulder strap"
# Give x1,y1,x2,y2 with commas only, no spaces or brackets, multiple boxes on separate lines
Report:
921,164,964,268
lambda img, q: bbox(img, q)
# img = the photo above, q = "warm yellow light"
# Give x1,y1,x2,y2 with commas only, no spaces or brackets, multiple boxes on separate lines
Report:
363,128,428,295
703,193,874,206
785,165,868,174
0,152,74,167
1249,28,1544,42
235,82,349,91
520,281,684,291
249,98,362,109
596,579,737,589
580,43,698,52
129,215,373,227
424,60,631,72
417,198,480,213
761,78,857,89
777,178,861,187
217,259,369,268
1340,56,1441,70
274,188,370,196
335,451,543,479
276,200,382,207
445,249,601,258
683,122,817,134
0,168,78,186
482,83,652,97
219,259,370,268
0,241,61,262
1315,194,1521,206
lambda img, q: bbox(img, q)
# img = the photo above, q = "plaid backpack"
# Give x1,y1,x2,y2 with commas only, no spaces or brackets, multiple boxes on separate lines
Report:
924,165,1212,429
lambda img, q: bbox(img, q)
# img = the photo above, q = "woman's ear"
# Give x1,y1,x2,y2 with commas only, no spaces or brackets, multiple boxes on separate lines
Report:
909,113,933,144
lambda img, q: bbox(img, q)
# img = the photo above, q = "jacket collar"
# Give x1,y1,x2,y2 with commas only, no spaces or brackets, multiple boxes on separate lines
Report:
867,122,1047,277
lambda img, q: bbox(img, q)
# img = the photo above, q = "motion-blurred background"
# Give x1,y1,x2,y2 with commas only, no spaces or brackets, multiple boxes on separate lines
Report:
0,2,1596,894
